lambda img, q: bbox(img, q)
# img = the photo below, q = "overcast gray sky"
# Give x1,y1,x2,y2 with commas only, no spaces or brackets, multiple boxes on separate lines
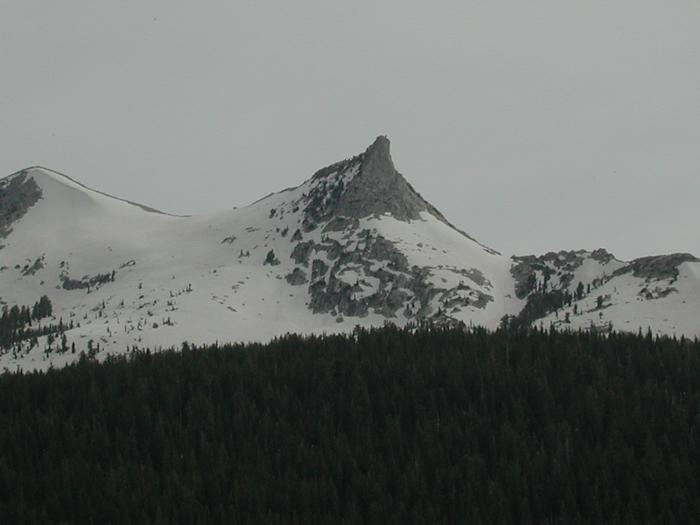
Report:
2,0,698,260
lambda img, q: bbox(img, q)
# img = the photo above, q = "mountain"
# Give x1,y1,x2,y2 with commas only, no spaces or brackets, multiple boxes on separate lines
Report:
511,249,700,335
1,137,698,370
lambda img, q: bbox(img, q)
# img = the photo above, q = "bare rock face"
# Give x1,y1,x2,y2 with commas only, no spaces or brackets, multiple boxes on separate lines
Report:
335,136,431,221
294,136,491,258
590,248,615,264
0,171,43,242
615,253,700,282
285,268,308,286
304,136,454,225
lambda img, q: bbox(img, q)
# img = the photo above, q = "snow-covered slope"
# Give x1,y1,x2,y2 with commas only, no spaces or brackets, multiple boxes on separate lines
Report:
1,137,698,371
0,137,520,371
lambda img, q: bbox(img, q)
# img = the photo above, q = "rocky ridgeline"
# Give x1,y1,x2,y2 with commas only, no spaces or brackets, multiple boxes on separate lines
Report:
508,247,700,330
512,249,699,301
510,249,619,299
615,253,700,282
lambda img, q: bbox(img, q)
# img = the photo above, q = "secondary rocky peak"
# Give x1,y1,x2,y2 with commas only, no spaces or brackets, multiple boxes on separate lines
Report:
617,253,700,281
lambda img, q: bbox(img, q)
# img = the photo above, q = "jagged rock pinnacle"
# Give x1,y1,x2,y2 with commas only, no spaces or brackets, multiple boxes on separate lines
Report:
336,135,437,222
364,135,393,169
302,135,484,247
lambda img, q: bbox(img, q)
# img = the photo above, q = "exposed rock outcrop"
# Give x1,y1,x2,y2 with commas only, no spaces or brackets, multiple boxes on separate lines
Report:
297,136,489,251
615,253,700,282
285,268,308,286
0,171,43,242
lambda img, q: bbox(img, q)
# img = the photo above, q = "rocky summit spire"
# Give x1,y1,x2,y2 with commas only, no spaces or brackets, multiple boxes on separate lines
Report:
336,135,441,222
300,135,485,247
362,135,394,174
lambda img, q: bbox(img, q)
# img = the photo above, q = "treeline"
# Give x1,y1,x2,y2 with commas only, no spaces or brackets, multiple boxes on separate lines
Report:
1,325,700,523
0,296,72,352
514,278,601,328
0,295,52,328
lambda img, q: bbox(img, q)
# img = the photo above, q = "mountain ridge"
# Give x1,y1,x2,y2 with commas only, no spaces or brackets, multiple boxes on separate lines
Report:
1,166,176,216
1,136,698,371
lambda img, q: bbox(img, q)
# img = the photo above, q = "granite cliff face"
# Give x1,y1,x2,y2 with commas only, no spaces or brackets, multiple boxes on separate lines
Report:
0,137,698,372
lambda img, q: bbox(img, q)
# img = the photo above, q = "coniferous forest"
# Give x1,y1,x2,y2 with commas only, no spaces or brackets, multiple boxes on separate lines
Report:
1,325,700,524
